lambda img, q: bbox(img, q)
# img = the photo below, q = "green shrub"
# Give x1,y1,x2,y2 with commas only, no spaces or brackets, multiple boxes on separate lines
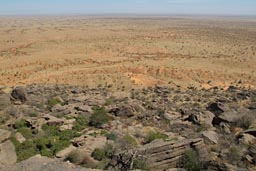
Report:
28,112,38,117
182,149,201,171
47,98,61,109
91,144,114,161
41,124,80,141
119,134,138,149
124,134,137,145
104,132,117,141
144,131,167,144
12,122,84,162
11,138,38,162
73,115,87,132
89,107,111,128
94,160,109,170
17,127,34,139
91,148,106,161
228,145,241,164
36,124,80,157
14,119,27,129
105,96,115,105
133,159,149,170
34,135,70,157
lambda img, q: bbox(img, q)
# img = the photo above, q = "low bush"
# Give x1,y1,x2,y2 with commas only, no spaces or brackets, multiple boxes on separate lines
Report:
236,114,255,129
11,138,38,162
89,107,111,128
105,96,115,105
104,132,117,141
91,148,106,161
91,144,114,161
133,159,149,170
144,131,167,144
123,134,137,146
47,98,61,109
17,127,34,139
228,145,241,164
182,149,202,171
28,112,38,117
14,119,27,129
73,115,87,132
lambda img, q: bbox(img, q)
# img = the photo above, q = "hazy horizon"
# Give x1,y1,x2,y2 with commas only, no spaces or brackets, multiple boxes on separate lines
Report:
1,0,256,16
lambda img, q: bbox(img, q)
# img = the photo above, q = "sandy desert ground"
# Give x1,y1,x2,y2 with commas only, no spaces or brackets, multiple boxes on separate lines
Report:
0,16,255,89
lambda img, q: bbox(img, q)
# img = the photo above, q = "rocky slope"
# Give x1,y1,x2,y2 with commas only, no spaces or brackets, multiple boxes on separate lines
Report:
0,84,256,171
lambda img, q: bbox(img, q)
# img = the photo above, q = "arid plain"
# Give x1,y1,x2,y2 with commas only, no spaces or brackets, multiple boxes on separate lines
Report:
0,16,255,89
1,16,256,171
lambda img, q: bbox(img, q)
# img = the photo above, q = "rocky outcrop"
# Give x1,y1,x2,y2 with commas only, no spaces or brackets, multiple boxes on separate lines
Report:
0,129,11,143
206,161,249,171
202,131,219,144
0,155,102,171
207,102,251,126
108,105,137,118
0,140,17,166
107,138,209,171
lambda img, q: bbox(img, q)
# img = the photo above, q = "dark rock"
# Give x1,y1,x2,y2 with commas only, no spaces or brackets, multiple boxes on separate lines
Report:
109,105,136,118
242,129,256,137
186,114,200,124
10,87,27,104
248,103,256,110
207,102,228,116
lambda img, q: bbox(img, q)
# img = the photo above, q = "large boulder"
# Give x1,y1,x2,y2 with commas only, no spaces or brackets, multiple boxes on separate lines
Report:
10,87,28,104
74,104,92,113
0,155,102,171
207,102,250,125
0,129,11,143
43,114,65,126
237,133,256,145
56,145,77,159
108,105,137,118
51,104,72,115
0,140,17,165
72,133,107,154
202,131,219,144
14,132,26,143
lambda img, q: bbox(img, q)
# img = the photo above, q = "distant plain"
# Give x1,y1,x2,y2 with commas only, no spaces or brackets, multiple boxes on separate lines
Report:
0,16,255,89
